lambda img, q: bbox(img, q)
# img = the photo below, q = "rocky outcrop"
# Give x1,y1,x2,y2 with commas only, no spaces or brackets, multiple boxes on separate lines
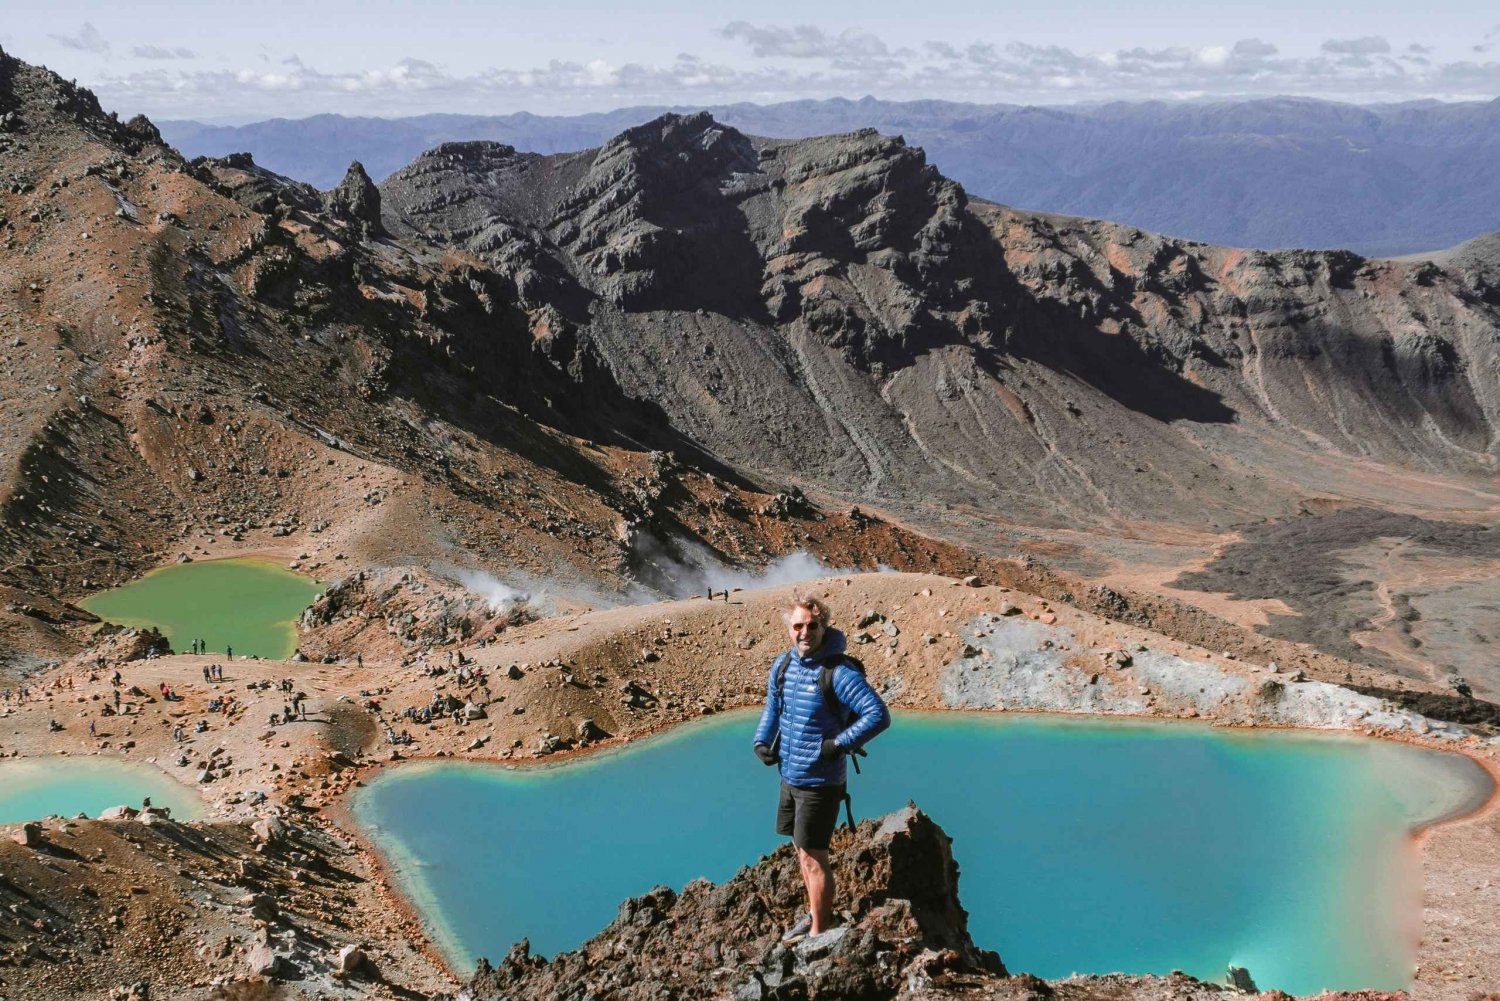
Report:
461,805,1356,1000
465,805,1007,1001
324,160,385,237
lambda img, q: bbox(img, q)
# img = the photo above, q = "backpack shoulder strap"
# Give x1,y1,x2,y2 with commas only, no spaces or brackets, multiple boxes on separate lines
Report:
772,650,793,707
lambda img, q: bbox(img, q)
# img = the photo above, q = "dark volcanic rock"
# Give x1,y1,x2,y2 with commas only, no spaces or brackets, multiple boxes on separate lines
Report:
465,805,1005,1000
382,111,1500,528
324,160,385,236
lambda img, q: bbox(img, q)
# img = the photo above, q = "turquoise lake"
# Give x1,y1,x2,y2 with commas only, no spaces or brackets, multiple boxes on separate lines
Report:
0,758,204,824
351,711,1492,994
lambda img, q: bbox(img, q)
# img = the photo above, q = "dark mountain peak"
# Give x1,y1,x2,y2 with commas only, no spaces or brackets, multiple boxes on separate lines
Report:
591,110,758,184
122,113,162,145
324,159,384,236
0,49,151,152
194,150,323,215
419,139,523,167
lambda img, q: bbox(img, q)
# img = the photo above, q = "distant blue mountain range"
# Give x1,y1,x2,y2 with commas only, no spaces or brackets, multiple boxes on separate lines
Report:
160,95,1500,256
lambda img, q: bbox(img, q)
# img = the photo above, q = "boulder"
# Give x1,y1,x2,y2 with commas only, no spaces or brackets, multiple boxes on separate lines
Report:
12,821,41,847
1226,965,1258,992
577,718,610,742
251,817,288,846
245,943,282,977
109,981,151,1001
98,804,139,821
462,701,487,721
335,943,367,976
246,892,278,922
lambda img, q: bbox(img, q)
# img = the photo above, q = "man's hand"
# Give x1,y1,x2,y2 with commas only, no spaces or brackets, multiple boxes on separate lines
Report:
754,743,779,766
819,738,843,761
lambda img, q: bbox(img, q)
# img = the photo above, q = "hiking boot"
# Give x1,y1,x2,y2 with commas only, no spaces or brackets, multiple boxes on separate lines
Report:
780,913,813,944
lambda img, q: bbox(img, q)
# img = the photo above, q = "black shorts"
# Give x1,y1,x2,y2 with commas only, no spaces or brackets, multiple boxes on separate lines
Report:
776,780,846,850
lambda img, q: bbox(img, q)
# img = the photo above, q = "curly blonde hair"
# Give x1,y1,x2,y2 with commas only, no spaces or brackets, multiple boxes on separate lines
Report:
782,594,831,626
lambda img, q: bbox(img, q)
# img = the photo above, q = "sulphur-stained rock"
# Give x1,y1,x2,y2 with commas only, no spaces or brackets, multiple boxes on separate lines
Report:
465,804,1004,1000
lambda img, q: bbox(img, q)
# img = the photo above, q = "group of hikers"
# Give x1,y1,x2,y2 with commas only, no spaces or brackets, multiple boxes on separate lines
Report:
269,689,311,726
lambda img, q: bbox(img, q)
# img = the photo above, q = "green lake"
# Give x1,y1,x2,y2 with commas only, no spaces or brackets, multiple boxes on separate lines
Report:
79,557,323,660
0,758,204,824
353,710,1492,995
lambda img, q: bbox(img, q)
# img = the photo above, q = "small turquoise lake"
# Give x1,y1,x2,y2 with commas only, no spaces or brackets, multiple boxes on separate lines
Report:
351,711,1492,994
79,557,323,660
0,758,204,824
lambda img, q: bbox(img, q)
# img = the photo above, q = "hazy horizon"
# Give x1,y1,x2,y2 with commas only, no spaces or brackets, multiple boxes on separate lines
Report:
5,0,1498,121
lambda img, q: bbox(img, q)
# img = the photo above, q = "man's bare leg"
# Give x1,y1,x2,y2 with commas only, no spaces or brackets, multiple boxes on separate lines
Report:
796,846,835,933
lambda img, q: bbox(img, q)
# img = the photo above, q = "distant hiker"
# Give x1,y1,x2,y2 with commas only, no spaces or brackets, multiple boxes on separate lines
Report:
226,645,233,661
202,665,211,683
752,595,889,945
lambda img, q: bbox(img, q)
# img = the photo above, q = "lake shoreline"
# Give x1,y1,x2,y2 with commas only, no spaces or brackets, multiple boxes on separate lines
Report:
6,570,1499,996
335,706,1499,991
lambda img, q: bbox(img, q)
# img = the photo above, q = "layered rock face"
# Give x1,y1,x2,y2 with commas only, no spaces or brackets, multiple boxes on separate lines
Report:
383,113,1500,529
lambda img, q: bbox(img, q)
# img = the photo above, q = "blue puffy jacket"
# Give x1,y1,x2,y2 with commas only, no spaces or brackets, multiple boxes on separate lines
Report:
752,628,891,787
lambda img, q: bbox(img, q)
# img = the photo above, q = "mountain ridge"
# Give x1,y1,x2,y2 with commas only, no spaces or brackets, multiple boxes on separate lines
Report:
161,94,1500,255
4,45,1500,694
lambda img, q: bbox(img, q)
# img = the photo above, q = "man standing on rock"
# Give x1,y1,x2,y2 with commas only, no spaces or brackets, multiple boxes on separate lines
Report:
753,595,890,944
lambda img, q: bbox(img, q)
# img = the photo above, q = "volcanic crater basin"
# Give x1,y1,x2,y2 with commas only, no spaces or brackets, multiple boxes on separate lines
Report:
351,709,1492,996
77,556,325,660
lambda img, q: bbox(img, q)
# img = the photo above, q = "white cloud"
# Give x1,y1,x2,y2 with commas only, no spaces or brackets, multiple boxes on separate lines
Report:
1233,38,1278,58
49,22,109,55
68,25,1500,120
1321,36,1392,55
132,45,196,60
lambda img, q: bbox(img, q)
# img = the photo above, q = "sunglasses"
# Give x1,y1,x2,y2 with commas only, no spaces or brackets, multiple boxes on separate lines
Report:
790,621,823,632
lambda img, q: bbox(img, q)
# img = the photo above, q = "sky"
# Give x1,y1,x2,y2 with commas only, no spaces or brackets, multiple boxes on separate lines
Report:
4,0,1499,122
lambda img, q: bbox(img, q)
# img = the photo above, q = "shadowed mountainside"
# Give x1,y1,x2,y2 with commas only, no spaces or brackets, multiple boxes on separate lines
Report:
378,112,1500,532
5,46,1500,689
